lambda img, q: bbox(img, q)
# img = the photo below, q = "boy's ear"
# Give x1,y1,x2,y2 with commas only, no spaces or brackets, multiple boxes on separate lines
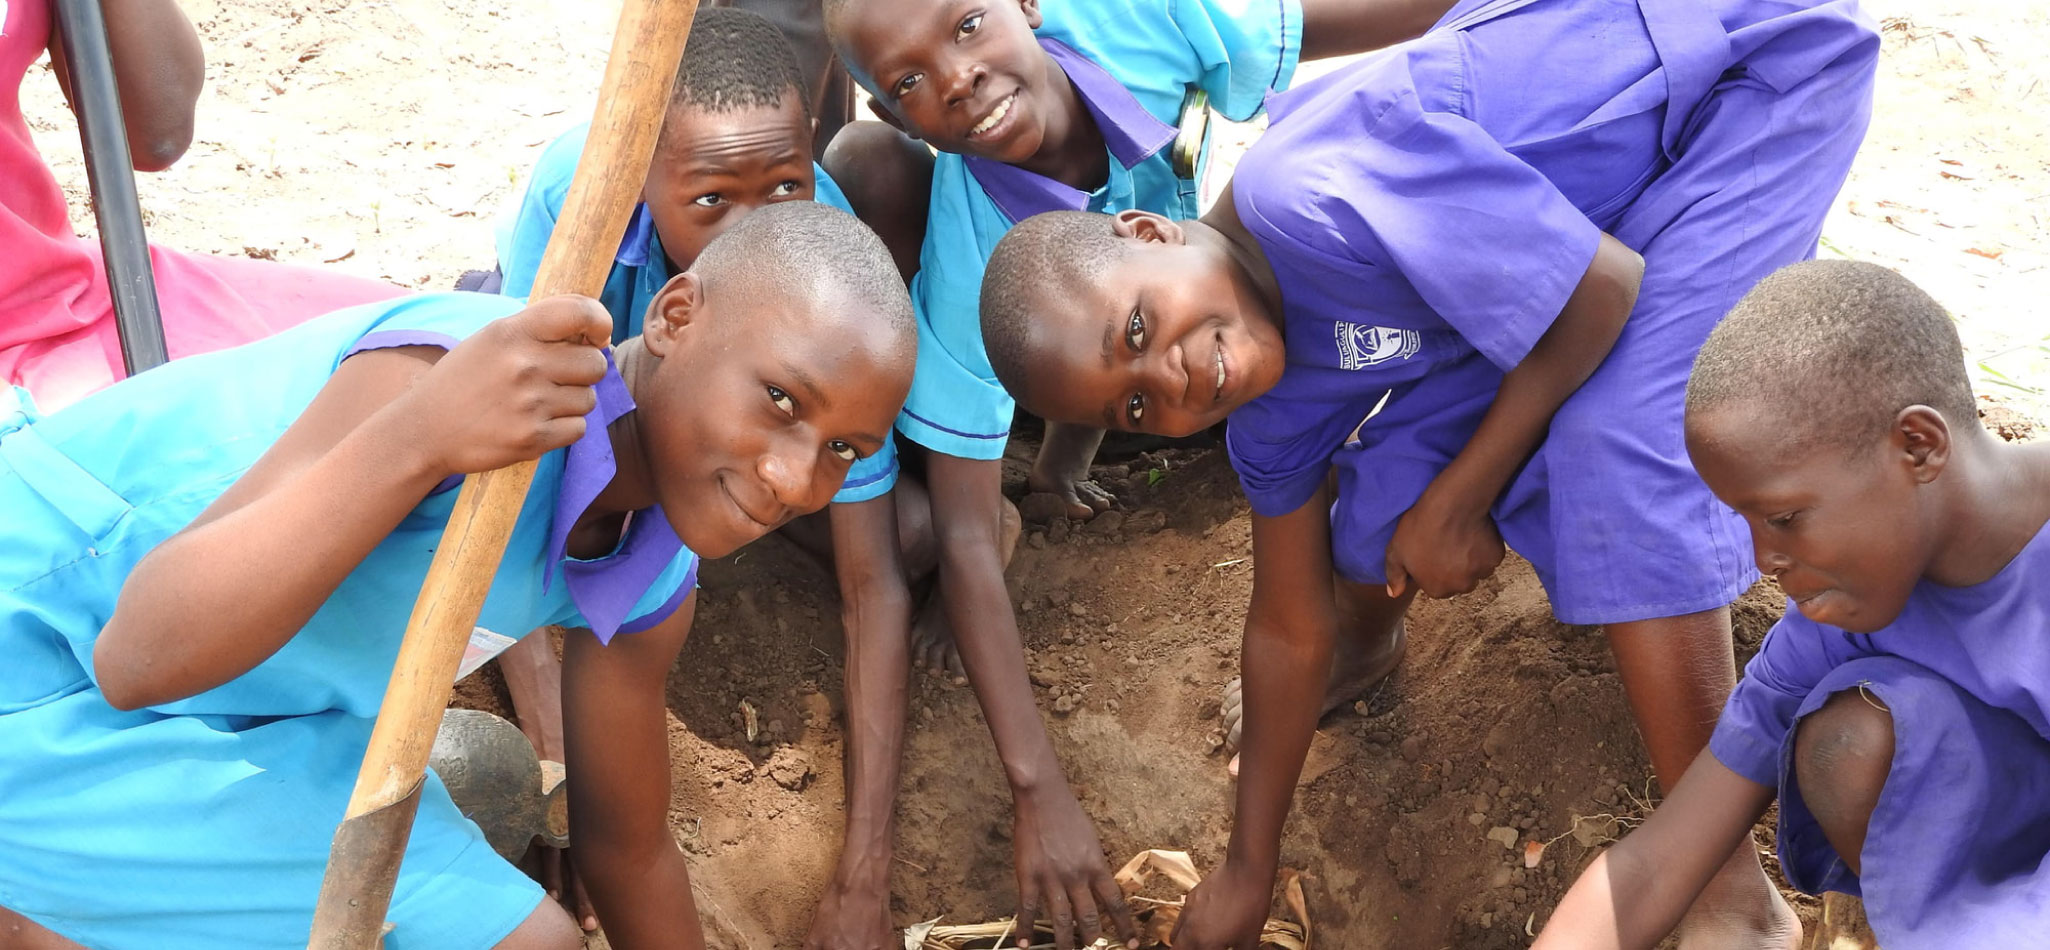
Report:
1109,209,1185,245
1018,0,1044,29
1895,405,1952,484
641,272,706,359
865,97,912,136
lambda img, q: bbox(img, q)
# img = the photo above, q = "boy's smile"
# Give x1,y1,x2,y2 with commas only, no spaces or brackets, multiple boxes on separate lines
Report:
1688,406,1941,634
835,0,1083,171
1007,211,1286,437
619,272,910,559
644,92,817,273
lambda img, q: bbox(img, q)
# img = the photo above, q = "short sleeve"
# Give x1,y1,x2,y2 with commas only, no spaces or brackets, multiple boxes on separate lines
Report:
1271,72,1602,372
1226,385,1386,517
894,159,1014,460
613,548,701,637
1173,0,1304,119
495,126,586,300
833,437,900,504
813,162,856,216
1708,608,1855,787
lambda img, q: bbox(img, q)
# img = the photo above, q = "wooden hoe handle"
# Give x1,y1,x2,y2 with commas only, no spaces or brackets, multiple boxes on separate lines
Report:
307,1,700,945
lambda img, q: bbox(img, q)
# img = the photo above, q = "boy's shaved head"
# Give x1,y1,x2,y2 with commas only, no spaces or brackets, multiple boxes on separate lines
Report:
981,211,1131,403
635,201,915,560
671,7,812,125
695,200,914,346
1688,260,1976,451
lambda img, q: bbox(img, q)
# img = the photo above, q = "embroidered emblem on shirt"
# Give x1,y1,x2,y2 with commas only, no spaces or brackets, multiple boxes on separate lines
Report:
1334,322,1421,370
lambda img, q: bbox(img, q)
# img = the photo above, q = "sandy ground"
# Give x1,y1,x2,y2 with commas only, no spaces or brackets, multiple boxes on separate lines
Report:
20,0,2047,947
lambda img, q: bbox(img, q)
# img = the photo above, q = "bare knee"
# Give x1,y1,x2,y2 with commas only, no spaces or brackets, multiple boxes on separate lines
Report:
1793,687,1895,873
492,900,582,950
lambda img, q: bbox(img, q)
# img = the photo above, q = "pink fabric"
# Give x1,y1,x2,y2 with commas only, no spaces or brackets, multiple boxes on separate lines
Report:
0,0,402,410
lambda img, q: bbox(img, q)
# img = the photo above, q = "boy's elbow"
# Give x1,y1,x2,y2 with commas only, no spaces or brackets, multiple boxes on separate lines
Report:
127,122,195,172
92,646,153,711
130,136,190,173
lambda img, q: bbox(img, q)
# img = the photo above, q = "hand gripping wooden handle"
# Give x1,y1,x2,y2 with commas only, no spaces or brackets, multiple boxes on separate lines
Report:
308,1,698,944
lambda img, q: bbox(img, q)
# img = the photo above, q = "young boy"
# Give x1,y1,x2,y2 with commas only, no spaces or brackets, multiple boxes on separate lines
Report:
812,2,1453,945
975,0,1878,944
1535,261,2050,949
487,14,917,918
0,202,914,950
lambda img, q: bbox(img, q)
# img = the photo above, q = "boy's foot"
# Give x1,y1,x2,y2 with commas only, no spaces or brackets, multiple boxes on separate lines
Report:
1674,851,1803,950
911,497,1022,685
1222,620,1407,775
1027,422,1115,521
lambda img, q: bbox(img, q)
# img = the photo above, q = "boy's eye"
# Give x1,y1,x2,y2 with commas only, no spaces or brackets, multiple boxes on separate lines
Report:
773,180,801,197
1766,511,1800,529
1126,308,1146,351
893,73,923,98
693,193,724,208
768,385,796,415
958,12,983,36
829,440,858,462
1127,393,1145,425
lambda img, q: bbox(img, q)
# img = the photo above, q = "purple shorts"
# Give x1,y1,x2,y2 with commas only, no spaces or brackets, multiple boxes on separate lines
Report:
1330,35,1875,625
1775,656,2050,947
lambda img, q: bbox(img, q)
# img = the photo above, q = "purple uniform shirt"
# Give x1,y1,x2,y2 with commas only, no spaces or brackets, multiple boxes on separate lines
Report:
1222,0,1878,624
1708,521,2050,946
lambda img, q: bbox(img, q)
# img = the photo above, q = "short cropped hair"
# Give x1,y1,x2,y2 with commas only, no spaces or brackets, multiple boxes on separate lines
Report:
1688,260,1976,450
980,211,1130,401
671,8,811,123
694,201,915,349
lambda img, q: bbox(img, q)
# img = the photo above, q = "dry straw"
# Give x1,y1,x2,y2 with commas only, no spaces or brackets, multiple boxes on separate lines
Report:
903,850,1311,949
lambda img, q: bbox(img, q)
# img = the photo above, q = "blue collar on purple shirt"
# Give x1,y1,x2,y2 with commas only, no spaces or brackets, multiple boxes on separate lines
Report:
964,36,1178,223
543,350,687,642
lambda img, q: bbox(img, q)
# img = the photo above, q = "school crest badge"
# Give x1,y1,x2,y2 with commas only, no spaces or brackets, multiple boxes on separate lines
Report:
1334,321,1421,370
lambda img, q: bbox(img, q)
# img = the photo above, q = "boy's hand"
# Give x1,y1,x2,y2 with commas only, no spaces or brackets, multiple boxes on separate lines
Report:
1011,787,1136,949
803,871,894,950
1384,488,1505,599
404,295,613,477
1170,859,1274,949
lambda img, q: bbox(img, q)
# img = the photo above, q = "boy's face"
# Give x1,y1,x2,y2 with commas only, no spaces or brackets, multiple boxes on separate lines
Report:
1688,406,1943,634
645,93,817,272
638,274,909,559
835,0,1054,163
1013,213,1285,437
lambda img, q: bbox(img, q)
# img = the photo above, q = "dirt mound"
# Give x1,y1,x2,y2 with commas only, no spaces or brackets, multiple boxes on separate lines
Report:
451,434,1809,949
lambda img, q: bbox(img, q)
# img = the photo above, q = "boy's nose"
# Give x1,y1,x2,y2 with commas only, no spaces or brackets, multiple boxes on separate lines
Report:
1145,344,1188,406
755,439,821,513
942,60,987,106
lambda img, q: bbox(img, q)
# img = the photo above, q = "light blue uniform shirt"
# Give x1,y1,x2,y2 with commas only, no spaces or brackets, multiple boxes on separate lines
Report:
900,0,1302,459
495,123,895,503
0,293,697,949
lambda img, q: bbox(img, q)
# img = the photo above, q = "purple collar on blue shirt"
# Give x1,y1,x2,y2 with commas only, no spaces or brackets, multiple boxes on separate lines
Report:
544,350,686,643
963,36,1177,223
617,204,659,268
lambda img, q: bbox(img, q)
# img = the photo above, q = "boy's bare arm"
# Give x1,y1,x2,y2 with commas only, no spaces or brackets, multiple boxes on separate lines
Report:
48,0,205,170
95,298,612,710
808,494,915,950
1536,751,1776,949
561,597,707,950
1386,233,1643,598
924,452,1136,950
1298,0,1462,59
1172,484,1341,949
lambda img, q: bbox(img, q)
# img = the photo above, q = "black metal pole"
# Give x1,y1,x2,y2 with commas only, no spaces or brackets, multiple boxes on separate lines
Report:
52,0,168,375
